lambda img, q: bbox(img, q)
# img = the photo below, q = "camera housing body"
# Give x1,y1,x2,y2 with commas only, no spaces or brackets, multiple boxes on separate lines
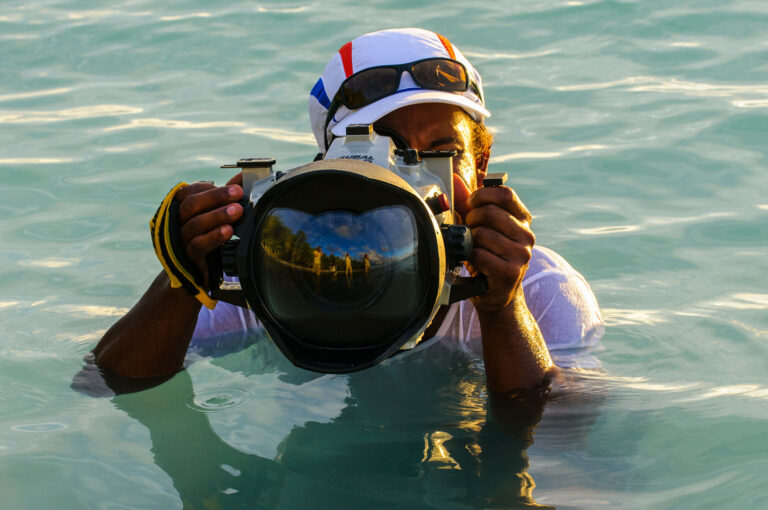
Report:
208,124,484,373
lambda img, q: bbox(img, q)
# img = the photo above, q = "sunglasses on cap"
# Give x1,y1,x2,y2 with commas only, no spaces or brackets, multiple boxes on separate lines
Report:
324,58,483,149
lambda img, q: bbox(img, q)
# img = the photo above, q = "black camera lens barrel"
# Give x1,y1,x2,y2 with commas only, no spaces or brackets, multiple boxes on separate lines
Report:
210,158,446,373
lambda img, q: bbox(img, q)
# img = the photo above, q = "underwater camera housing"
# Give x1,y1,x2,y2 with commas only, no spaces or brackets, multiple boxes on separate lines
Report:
208,124,491,373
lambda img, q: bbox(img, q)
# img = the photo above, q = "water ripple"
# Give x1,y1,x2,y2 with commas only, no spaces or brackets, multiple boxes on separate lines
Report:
0,105,143,123
492,144,607,162
0,157,77,164
103,118,243,131
463,49,558,60
572,211,740,237
0,301,20,310
187,386,252,413
707,293,768,310
1,2,767,507
18,258,80,268
241,126,316,145
66,10,153,21
22,219,111,242
256,6,308,14
493,151,563,162
53,305,129,318
0,88,71,103
159,13,212,21
556,75,768,108
602,308,669,326
11,422,68,433
579,373,768,405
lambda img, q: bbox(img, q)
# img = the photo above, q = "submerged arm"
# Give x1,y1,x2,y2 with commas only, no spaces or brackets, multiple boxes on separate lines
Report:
93,179,244,378
464,185,558,391
476,290,558,392
93,272,202,378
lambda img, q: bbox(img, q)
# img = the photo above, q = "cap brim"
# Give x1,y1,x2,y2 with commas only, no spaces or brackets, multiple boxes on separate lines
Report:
330,90,491,137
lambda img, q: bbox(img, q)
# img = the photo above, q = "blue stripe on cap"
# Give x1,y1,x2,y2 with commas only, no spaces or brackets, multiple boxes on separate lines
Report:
310,78,331,109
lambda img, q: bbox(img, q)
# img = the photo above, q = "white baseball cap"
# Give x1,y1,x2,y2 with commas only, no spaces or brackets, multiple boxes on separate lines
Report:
309,28,490,151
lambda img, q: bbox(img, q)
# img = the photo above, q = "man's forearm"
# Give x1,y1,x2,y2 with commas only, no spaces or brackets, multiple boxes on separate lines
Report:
93,272,202,378
477,290,557,392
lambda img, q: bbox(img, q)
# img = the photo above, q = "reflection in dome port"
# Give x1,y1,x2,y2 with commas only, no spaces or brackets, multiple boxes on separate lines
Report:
255,204,427,350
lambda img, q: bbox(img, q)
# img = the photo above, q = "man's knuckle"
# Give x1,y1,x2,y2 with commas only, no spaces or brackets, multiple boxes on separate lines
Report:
523,209,533,224
186,237,206,258
184,213,207,237
517,225,535,246
471,226,489,243
510,244,532,264
178,195,199,219
521,245,532,264
179,225,193,245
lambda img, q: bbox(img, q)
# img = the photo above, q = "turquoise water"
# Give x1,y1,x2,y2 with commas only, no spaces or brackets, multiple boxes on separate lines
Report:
2,0,767,508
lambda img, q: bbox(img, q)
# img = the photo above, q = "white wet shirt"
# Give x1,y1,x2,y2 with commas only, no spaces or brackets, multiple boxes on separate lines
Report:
190,245,604,368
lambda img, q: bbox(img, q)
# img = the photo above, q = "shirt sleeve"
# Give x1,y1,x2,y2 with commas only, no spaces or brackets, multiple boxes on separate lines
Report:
453,246,605,367
522,246,604,367
189,299,262,354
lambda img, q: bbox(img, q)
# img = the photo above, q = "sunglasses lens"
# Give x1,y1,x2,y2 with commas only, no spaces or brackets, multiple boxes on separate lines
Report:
342,67,400,108
412,59,467,92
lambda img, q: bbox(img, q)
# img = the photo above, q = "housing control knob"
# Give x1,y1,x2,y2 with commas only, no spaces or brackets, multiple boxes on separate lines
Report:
441,224,473,268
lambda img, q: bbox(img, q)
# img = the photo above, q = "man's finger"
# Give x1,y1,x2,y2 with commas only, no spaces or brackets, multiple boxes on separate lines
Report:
175,182,215,204
465,205,536,246
469,246,521,284
453,173,472,220
468,186,531,224
469,244,530,293
186,225,234,266
471,225,533,262
180,203,243,246
178,185,243,224
226,172,243,186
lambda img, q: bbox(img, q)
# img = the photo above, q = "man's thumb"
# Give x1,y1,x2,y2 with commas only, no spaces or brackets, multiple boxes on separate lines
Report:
453,174,472,220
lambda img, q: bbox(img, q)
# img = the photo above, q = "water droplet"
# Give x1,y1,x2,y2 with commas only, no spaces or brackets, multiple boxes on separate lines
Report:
186,387,250,413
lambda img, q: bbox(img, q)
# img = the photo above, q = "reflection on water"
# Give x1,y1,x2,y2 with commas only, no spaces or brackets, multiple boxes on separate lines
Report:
100,345,572,509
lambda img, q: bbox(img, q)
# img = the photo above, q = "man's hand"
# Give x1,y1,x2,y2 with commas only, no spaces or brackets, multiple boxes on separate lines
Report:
91,173,245,379
175,174,244,285
459,182,535,314
454,176,552,391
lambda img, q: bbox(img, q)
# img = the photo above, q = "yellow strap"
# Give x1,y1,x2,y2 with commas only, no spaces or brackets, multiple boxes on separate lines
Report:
150,182,218,310
150,182,187,289
161,193,218,309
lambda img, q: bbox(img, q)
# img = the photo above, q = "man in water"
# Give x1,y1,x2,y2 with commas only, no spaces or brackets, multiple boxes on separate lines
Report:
344,252,353,287
312,246,322,276
363,253,370,283
92,28,603,392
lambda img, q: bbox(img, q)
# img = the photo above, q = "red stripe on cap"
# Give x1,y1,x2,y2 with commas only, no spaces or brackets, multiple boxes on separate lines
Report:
435,33,456,59
339,41,353,77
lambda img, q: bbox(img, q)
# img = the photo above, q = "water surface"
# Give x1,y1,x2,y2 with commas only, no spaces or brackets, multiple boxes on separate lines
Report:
1,1,767,508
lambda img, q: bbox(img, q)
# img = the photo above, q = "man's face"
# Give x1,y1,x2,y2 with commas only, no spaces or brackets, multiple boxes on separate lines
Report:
373,103,480,205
